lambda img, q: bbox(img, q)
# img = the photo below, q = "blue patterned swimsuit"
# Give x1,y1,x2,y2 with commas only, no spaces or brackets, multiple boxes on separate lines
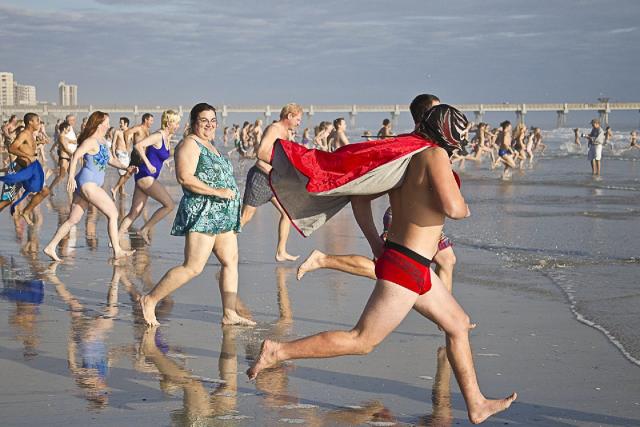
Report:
75,142,110,191
171,141,241,236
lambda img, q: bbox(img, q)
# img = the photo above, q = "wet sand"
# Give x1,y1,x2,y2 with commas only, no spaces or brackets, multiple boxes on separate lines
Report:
1,146,639,426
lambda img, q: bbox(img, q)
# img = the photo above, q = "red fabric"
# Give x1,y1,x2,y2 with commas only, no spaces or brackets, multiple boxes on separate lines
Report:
375,247,433,295
271,134,438,194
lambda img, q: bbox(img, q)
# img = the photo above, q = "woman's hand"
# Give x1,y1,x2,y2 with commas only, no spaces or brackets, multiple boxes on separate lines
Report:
67,177,76,193
146,163,157,175
215,188,236,200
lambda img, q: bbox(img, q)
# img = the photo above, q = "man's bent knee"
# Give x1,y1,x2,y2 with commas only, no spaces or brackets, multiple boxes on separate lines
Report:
349,329,378,355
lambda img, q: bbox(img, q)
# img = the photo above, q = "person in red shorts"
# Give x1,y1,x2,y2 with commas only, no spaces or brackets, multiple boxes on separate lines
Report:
248,101,516,424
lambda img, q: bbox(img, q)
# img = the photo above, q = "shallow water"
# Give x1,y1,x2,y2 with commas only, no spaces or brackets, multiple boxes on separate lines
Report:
0,127,639,426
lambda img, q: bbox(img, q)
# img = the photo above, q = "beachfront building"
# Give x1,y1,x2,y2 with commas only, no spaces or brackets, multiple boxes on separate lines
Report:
58,81,78,106
0,72,15,106
14,83,37,105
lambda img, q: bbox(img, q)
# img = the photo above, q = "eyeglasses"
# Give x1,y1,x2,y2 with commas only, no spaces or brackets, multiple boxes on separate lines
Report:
198,118,218,126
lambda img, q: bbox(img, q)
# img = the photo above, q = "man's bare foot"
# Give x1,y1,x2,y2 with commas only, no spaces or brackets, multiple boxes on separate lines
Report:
468,393,517,424
297,249,324,280
139,295,160,326
276,252,299,262
21,212,34,226
246,339,280,379
114,249,135,259
43,245,62,262
221,312,256,326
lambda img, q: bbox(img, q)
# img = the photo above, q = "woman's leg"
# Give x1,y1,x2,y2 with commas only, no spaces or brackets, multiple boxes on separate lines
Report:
136,178,175,242
43,193,88,261
212,231,255,326
139,232,216,326
81,183,134,259
118,183,148,234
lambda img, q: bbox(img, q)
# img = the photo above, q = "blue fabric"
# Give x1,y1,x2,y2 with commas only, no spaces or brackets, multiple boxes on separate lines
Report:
135,137,170,181
0,160,45,214
0,279,45,304
75,143,110,191
81,339,108,379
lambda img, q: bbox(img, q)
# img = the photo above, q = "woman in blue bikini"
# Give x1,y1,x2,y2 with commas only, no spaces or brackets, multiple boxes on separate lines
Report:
118,110,180,244
44,111,137,262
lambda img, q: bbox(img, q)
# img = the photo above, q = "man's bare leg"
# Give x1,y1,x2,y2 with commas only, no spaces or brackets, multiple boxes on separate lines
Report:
272,197,298,262
21,187,50,225
433,246,456,293
297,249,375,280
111,172,132,200
240,204,257,227
412,272,516,424
247,279,417,378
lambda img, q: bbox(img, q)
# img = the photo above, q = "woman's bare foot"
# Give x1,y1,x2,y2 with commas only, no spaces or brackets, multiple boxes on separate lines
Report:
139,295,159,326
43,245,62,262
113,249,135,259
297,250,325,280
221,312,256,326
246,339,281,379
468,393,517,424
276,252,299,262
110,187,117,200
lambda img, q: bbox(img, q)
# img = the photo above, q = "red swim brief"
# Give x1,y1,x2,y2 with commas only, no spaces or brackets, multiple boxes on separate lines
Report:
375,240,432,295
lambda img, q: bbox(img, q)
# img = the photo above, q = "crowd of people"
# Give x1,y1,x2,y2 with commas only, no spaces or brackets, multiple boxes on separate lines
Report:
2,96,639,423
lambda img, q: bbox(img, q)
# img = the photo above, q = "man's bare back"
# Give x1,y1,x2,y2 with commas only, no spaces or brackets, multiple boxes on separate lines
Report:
255,122,288,174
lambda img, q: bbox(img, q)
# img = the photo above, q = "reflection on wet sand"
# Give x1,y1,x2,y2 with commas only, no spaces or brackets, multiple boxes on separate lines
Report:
46,263,125,410
417,347,453,427
0,255,44,360
246,267,324,426
139,324,242,425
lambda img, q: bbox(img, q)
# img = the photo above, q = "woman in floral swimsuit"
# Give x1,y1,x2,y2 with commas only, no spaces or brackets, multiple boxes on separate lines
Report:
43,111,137,262
138,103,255,327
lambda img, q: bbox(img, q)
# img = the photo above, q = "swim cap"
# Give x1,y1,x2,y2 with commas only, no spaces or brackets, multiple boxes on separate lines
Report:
415,104,469,156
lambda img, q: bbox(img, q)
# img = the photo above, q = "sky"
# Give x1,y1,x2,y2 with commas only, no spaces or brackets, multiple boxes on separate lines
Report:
1,0,639,106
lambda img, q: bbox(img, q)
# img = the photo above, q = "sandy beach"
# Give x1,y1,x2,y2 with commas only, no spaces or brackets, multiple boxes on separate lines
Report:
1,131,639,426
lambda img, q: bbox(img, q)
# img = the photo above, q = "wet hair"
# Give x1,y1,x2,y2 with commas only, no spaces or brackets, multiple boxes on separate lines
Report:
409,94,441,123
382,118,391,126
161,110,180,130
119,117,130,126
242,121,250,128
333,117,345,128
500,120,511,130
188,102,216,131
141,113,153,123
77,111,109,145
9,114,17,122
280,103,303,120
23,113,39,127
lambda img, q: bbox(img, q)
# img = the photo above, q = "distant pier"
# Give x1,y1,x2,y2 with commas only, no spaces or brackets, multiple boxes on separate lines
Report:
2,102,639,127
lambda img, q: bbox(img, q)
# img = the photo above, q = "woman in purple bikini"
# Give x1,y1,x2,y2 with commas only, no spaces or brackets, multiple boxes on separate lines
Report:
118,110,180,244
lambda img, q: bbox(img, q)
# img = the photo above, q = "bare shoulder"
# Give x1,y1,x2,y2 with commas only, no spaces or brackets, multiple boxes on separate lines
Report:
415,146,448,163
177,135,200,154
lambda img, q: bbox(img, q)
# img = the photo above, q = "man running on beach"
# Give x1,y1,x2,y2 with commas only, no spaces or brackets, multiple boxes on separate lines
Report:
110,117,130,198
0,113,51,225
240,103,303,262
248,103,516,424
111,113,153,198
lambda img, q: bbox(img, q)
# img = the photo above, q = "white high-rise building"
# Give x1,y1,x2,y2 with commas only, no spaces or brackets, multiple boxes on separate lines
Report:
58,81,78,106
14,83,37,105
0,72,15,106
